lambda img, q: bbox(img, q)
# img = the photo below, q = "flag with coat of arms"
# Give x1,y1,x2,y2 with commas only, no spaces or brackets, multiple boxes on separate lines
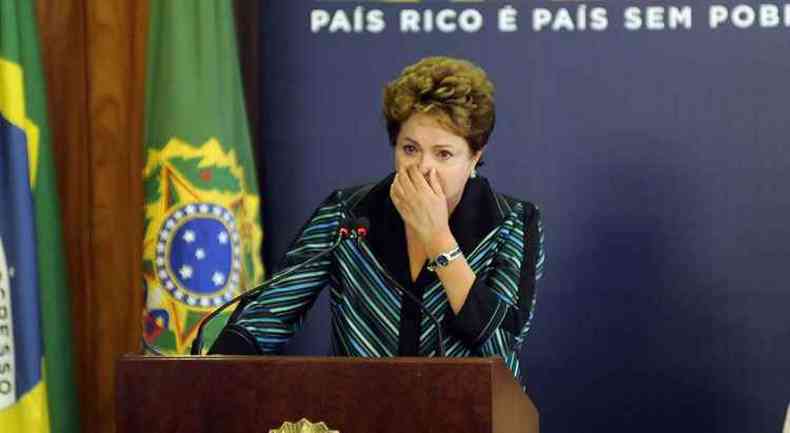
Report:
142,0,264,354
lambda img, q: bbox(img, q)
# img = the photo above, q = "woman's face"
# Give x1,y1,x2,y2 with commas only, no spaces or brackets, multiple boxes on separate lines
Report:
393,113,482,214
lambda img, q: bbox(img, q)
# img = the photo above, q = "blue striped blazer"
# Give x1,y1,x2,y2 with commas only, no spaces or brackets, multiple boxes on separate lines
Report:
219,174,545,386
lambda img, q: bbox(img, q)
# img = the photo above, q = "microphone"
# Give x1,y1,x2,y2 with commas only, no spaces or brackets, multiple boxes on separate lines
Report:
351,218,447,357
190,217,356,355
352,216,369,239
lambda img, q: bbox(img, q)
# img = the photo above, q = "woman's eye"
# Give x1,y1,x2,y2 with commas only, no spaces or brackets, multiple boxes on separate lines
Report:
438,151,453,160
403,145,417,155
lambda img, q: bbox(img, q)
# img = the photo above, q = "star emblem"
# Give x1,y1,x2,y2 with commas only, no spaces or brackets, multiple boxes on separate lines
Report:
211,271,225,287
182,230,196,243
179,265,193,280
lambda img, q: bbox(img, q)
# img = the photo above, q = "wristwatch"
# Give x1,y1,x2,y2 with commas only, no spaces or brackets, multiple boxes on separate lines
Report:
427,246,463,272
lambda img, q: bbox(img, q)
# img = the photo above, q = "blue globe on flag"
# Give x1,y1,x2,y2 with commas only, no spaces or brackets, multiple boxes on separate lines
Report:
155,203,241,309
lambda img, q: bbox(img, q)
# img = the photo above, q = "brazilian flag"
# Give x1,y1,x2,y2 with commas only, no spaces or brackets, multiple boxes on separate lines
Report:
142,0,264,354
0,1,80,433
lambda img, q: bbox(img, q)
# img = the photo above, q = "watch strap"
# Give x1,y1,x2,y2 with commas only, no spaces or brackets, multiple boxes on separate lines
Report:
427,246,463,272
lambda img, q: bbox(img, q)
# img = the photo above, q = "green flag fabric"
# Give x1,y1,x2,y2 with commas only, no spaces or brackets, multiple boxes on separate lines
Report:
142,0,264,354
0,1,81,433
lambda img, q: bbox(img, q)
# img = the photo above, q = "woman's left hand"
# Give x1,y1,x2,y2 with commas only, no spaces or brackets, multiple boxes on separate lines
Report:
390,166,451,247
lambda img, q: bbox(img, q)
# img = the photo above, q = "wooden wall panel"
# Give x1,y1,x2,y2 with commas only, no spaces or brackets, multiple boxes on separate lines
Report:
35,0,93,431
234,0,260,149
36,1,148,433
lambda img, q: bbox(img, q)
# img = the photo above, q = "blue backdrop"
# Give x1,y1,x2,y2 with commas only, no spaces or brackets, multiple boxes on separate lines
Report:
253,1,790,431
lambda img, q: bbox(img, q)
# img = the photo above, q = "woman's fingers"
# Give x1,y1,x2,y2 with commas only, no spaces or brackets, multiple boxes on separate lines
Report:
411,166,436,194
400,167,418,196
428,168,444,197
390,177,401,203
391,175,411,215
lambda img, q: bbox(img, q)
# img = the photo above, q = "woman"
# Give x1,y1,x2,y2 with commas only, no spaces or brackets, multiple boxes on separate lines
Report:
213,56,545,386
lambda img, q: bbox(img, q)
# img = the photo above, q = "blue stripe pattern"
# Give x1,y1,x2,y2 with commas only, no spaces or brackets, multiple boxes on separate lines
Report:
236,192,545,383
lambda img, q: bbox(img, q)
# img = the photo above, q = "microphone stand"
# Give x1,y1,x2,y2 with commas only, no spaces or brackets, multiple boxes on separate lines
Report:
190,222,352,355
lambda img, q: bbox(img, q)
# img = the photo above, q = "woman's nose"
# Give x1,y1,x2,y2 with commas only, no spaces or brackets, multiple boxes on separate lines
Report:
418,155,434,174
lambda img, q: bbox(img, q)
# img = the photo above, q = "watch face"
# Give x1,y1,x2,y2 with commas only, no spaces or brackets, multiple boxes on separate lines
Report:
436,255,449,267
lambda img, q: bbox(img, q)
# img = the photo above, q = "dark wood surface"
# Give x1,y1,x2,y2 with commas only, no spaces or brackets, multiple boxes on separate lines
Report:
116,355,539,433
36,1,148,432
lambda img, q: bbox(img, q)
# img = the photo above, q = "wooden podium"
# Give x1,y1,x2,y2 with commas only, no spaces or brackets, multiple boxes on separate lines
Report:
116,355,539,433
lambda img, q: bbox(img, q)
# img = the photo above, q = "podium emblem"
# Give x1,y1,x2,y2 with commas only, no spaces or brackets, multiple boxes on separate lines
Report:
269,418,339,433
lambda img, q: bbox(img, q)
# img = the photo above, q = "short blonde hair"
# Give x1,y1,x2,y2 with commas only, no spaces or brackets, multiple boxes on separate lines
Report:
383,56,495,155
